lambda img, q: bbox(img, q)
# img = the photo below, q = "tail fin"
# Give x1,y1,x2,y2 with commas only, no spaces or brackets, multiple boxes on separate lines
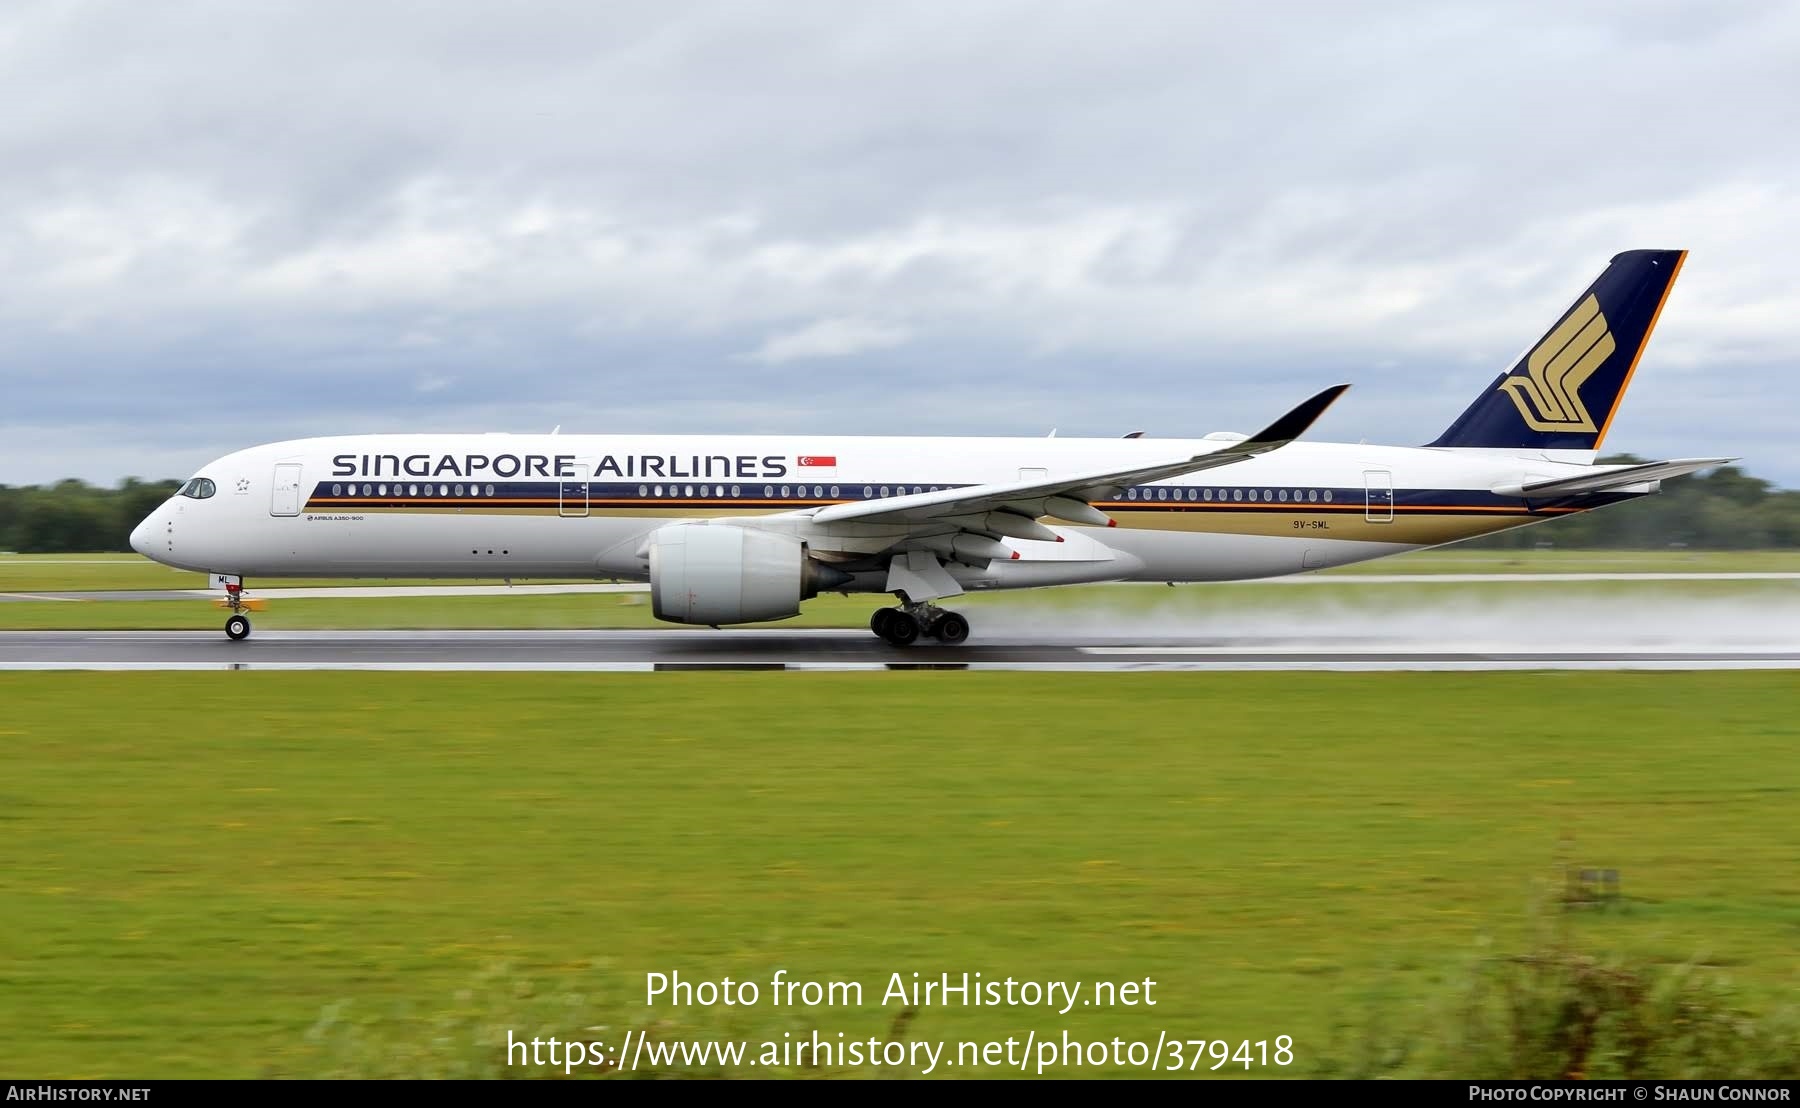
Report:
1427,249,1686,451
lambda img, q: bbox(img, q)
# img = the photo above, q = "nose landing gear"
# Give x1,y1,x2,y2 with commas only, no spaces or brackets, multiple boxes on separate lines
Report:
213,577,263,641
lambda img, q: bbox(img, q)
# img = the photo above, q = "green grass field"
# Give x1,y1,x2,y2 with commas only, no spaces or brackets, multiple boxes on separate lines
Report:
3,672,1796,1078
3,549,1797,595
1,577,1795,631
3,548,1797,634
0,553,593,593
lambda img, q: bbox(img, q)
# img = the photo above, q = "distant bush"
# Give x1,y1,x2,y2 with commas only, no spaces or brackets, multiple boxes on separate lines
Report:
296,962,710,1079
289,962,906,1080
1316,918,1800,1079
0,478,179,553
293,934,1800,1081
1465,458,1800,551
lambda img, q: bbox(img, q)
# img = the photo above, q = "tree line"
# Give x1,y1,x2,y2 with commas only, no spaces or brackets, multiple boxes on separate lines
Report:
0,459,1796,553
1463,456,1800,550
0,478,181,554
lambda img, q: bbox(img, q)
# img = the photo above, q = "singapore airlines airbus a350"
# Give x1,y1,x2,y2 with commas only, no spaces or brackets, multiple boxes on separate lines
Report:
132,249,1728,645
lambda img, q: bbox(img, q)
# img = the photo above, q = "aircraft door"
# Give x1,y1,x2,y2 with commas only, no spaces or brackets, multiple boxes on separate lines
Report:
1364,469,1394,523
559,463,590,517
271,464,303,517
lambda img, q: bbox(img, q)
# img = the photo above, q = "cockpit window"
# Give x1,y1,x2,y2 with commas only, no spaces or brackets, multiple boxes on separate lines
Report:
178,478,217,499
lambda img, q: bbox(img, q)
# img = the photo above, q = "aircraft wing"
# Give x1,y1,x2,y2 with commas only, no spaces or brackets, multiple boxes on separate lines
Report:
804,384,1350,530
1491,457,1737,498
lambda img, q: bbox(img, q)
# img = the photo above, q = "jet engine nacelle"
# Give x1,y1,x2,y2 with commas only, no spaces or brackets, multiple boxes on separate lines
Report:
646,523,850,625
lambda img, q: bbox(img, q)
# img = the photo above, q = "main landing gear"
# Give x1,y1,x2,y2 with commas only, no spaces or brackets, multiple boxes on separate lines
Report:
870,603,971,646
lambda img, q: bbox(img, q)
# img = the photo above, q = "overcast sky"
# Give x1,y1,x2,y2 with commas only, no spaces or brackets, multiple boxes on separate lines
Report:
3,0,1797,487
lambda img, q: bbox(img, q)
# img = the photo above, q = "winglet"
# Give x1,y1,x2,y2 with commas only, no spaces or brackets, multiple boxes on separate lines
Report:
1238,384,1351,453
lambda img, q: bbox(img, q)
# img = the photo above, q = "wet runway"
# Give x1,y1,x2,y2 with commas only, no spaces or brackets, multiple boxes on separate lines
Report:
4,572,1797,604
2,629,1796,671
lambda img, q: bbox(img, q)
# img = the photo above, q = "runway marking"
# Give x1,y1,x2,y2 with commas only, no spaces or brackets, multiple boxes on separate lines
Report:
1243,572,1800,584
0,559,149,564
0,593,83,602
1,660,1794,673
2,628,1798,672
1076,645,1800,656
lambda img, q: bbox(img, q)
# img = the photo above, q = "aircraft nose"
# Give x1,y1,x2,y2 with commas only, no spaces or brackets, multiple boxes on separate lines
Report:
129,514,155,557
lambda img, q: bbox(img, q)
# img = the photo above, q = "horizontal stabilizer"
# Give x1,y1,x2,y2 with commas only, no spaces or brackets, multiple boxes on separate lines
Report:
1492,457,1736,498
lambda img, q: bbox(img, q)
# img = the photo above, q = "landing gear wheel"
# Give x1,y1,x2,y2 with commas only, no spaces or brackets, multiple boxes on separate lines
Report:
225,614,252,641
878,609,920,646
870,608,894,638
931,611,970,644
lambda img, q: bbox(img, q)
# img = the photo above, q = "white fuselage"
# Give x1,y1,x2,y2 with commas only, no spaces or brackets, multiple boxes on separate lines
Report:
130,432,1630,593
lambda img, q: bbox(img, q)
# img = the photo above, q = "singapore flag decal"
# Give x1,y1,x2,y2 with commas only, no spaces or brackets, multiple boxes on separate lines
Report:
797,455,837,468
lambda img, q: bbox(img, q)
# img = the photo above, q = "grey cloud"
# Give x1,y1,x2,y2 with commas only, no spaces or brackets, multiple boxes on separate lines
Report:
1,0,1796,486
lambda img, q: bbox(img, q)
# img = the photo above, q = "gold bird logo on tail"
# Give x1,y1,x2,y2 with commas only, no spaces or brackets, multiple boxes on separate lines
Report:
1497,294,1615,432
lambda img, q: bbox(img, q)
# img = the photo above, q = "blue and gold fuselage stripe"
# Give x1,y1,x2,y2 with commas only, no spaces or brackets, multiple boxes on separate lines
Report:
305,479,1640,515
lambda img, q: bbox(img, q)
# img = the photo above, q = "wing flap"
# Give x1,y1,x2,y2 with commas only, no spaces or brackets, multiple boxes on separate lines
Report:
1492,457,1736,498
